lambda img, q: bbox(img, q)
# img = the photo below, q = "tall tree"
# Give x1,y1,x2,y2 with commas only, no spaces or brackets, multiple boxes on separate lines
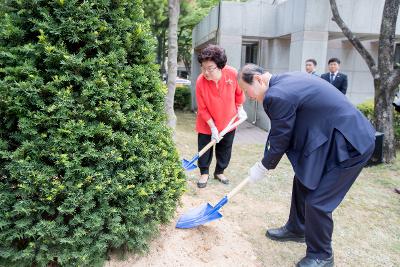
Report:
166,0,180,128
329,0,400,162
143,0,168,75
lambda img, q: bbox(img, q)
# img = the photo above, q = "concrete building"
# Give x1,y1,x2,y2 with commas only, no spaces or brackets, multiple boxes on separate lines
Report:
191,0,400,130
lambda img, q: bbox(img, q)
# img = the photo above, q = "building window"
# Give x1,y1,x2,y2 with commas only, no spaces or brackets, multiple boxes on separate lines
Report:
242,42,259,64
394,43,400,69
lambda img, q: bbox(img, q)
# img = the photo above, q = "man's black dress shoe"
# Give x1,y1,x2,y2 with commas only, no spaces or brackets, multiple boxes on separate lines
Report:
296,255,334,267
266,225,305,242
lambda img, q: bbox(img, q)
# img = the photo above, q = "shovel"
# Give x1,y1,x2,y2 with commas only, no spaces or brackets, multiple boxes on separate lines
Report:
176,176,250,228
181,115,244,171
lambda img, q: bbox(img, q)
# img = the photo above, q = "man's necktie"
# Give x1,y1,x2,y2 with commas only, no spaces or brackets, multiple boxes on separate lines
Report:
330,73,335,83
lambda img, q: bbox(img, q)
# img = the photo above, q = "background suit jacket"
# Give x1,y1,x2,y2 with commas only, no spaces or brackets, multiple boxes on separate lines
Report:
262,72,375,190
321,72,348,95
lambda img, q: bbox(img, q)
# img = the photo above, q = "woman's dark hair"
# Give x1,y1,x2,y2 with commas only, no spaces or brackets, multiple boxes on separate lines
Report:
197,44,227,69
238,64,266,85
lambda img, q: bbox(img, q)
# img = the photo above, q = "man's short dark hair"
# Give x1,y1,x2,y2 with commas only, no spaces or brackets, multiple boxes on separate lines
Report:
238,64,266,84
197,44,227,69
306,59,317,66
328,58,341,64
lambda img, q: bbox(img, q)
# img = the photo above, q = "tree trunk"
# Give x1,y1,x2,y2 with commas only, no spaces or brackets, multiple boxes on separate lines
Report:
183,57,191,77
165,0,180,129
374,79,397,162
156,34,163,65
374,0,400,162
160,28,167,78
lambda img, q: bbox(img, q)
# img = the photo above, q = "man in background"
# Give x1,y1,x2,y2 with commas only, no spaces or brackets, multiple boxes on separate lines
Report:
321,58,348,95
305,59,318,76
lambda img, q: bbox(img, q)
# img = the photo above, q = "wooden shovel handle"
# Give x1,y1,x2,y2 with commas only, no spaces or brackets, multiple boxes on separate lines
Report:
198,139,217,157
219,114,238,137
220,118,246,136
227,176,250,200
197,115,243,157
198,118,246,157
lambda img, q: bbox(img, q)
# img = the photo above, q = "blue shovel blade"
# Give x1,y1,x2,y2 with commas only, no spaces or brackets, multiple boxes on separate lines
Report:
182,158,197,171
176,203,223,229
176,196,228,229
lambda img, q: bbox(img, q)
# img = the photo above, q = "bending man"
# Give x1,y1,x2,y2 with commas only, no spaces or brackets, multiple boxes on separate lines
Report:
237,64,375,267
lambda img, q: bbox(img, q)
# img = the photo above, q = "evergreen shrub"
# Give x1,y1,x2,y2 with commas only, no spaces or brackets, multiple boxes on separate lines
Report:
0,0,185,266
174,85,191,110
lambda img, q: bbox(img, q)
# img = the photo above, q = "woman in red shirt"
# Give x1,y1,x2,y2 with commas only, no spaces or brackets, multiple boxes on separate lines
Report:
195,44,247,188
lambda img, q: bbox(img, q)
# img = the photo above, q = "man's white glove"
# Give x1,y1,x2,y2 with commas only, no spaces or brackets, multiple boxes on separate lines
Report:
210,126,220,143
238,105,248,120
248,161,267,182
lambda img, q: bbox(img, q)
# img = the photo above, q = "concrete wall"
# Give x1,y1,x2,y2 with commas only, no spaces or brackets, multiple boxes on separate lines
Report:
327,0,400,35
289,31,328,72
243,38,291,131
242,0,274,37
192,5,219,48
264,38,291,73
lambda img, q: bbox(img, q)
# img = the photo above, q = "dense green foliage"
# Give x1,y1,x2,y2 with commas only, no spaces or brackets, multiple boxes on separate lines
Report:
0,0,185,266
357,99,400,147
174,86,191,111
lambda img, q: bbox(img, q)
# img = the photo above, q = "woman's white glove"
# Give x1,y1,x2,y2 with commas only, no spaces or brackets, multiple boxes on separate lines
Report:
210,126,220,143
248,161,267,182
238,105,248,120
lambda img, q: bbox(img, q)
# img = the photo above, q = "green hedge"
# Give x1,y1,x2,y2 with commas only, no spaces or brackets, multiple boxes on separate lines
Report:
174,85,191,111
357,99,400,147
0,1,185,266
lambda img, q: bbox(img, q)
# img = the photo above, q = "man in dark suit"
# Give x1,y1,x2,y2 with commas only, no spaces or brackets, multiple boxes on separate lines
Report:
321,58,348,95
237,64,375,267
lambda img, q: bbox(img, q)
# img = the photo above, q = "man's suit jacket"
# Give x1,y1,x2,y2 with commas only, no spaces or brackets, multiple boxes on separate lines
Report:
262,72,375,190
321,72,348,95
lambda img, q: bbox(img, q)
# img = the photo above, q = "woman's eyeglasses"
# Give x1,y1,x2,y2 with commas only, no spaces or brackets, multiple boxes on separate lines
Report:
201,65,218,73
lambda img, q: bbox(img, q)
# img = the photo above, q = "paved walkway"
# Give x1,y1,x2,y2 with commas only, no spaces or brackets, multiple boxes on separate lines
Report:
234,120,268,145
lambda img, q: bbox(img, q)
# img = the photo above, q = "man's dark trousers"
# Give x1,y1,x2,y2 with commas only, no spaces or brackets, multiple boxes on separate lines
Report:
285,131,375,260
197,130,235,175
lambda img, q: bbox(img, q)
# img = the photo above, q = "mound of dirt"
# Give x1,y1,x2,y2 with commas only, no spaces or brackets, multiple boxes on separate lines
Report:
105,194,261,267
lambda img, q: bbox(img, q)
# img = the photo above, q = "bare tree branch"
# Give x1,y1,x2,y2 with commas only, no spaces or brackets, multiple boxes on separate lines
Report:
329,0,379,78
380,0,400,89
